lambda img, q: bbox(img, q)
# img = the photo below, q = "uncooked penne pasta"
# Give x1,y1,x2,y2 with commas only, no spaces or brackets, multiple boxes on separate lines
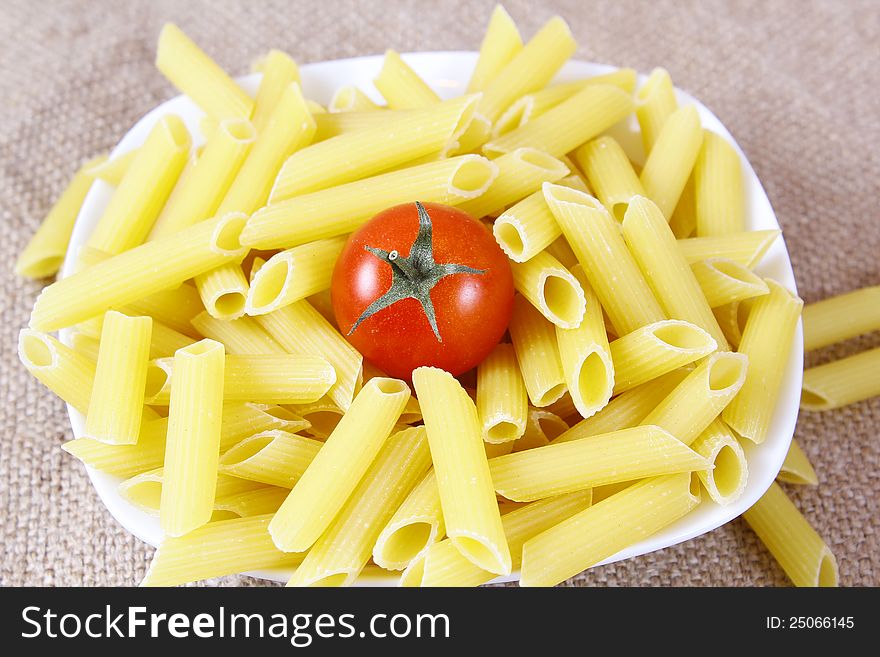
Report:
677,229,780,268
155,23,253,120
87,115,191,255
19,330,96,415
801,346,880,411
372,469,445,571
88,150,135,186
512,408,569,452
160,339,225,537
555,266,613,419
483,85,633,158
243,155,497,249
610,319,716,394
668,173,696,238
287,426,431,586
635,68,678,153
218,430,323,488
269,377,410,552
691,258,770,308
15,154,107,279
287,399,344,440
723,280,803,443
508,295,567,407
543,184,666,336
141,515,303,587
574,136,645,222
489,425,708,502
190,311,283,355
694,130,745,236
777,439,819,486
691,418,748,505
520,473,700,586
245,236,347,315
84,312,152,445
477,343,528,444
374,50,441,110
493,191,560,262
329,85,382,112
250,49,300,133
30,212,248,332
641,351,748,445
742,482,838,587
312,109,400,141
713,300,751,349
802,286,880,351
214,485,289,518
623,195,727,348
412,367,511,575
511,250,586,329
466,4,523,93
119,469,264,517
194,263,250,321
639,105,703,219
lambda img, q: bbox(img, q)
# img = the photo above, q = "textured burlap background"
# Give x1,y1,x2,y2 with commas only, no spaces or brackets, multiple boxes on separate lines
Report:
1,0,878,587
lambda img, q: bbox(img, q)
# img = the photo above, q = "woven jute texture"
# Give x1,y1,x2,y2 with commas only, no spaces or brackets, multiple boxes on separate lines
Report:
1,0,878,587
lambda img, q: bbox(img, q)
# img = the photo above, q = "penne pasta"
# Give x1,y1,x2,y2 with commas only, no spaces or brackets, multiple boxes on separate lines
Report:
412,367,511,575
694,130,745,235
691,418,748,505
250,49,301,133
218,430,323,488
777,439,819,486
802,286,880,351
87,150,135,186
668,173,697,238
801,346,880,411
15,154,107,278
329,85,382,112
512,407,569,452
635,68,678,153
213,485,290,518
19,330,95,415
374,50,441,110
193,263,250,321
243,155,498,249
713,300,751,349
312,109,400,141
520,473,700,586
69,331,100,361
493,191,559,262
543,184,666,335
476,343,528,444
742,482,838,587
190,311,283,355
677,229,780,268
466,4,523,93
511,250,586,328
691,258,770,308
269,377,410,552
574,136,645,222
723,279,803,443
287,399,345,440
508,295,567,407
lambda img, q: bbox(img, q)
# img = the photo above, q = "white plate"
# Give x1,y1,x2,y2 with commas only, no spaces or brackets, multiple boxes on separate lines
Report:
60,52,801,586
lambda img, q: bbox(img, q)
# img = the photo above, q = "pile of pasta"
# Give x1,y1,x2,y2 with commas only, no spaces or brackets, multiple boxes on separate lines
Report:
18,5,875,587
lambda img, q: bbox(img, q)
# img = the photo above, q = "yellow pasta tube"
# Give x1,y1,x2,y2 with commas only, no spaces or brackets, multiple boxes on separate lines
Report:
489,425,708,502
213,485,289,518
403,490,593,587
146,354,335,405
801,346,880,411
555,266,613,419
677,229,780,267
270,95,478,200
641,351,748,445
194,263,250,321
30,212,248,332
87,115,191,254
694,130,745,235
160,339,225,537
723,279,803,443
713,300,751,349
243,155,498,249
508,295,567,407
245,236,347,315
553,369,690,444
635,68,678,153
476,343,528,444
312,109,400,141
218,430,323,488
493,191,561,262
155,23,253,120
374,50,441,109
257,300,363,410
328,85,382,112
69,331,100,361
514,407,570,451
148,118,256,239
467,4,523,93
574,136,645,222
250,49,300,133
610,319,717,394
622,195,728,347
287,399,344,440
691,258,770,307
19,330,95,415
802,286,880,351
639,105,703,219
190,312,281,355
141,515,303,587
87,150,135,186
777,439,818,485
412,367,511,575
483,85,633,158
690,418,748,505
520,473,699,586
743,482,838,587
269,377,410,552
287,427,432,586
15,154,107,278
84,312,152,445
668,173,697,238
511,250,586,328
372,469,445,570
478,16,576,123
543,184,665,335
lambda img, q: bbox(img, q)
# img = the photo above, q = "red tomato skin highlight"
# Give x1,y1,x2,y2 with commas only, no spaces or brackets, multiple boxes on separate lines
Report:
331,202,514,379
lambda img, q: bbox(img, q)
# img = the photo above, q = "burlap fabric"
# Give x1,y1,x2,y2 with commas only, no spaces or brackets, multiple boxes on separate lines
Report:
1,0,877,587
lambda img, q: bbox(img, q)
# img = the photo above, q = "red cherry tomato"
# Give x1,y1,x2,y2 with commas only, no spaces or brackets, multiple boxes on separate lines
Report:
331,202,514,379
